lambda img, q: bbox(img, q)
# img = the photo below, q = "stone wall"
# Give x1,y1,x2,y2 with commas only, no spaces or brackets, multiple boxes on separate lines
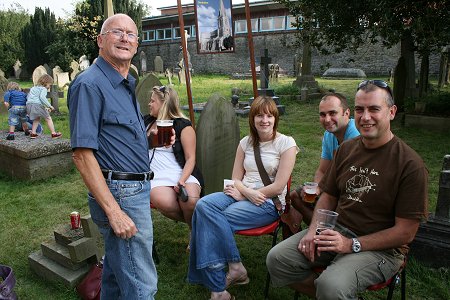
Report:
137,32,440,76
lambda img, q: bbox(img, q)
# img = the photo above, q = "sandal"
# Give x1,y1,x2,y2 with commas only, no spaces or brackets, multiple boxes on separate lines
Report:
225,272,249,288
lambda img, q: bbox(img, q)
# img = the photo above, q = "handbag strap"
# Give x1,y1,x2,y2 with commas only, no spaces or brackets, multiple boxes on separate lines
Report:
254,143,282,211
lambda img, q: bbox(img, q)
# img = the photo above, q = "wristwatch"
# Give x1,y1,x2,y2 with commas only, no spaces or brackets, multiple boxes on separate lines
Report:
352,238,362,253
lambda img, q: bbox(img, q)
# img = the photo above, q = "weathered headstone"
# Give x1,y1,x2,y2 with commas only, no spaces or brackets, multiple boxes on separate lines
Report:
411,155,450,268
13,60,22,79
32,66,48,86
135,73,162,113
43,63,52,77
293,40,319,91
55,72,70,88
154,56,164,74
140,51,147,74
0,130,73,180
438,46,449,88
70,60,80,80
79,55,90,71
196,94,240,195
322,68,367,78
0,69,4,78
165,68,173,86
47,84,64,112
129,64,139,86
52,66,63,82
0,76,8,115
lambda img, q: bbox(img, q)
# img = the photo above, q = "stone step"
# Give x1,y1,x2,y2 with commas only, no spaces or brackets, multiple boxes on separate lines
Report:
28,250,90,288
54,223,84,247
41,240,87,270
68,237,100,263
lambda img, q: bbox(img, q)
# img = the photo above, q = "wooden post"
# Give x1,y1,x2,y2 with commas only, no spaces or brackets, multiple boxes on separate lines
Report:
245,0,258,99
104,0,114,18
177,0,195,128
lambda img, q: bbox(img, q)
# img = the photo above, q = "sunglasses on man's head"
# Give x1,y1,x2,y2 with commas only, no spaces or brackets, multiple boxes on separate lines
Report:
357,80,393,98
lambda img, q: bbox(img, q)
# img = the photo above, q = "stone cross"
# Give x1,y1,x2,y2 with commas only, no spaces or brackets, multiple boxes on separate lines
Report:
260,49,271,90
47,85,64,113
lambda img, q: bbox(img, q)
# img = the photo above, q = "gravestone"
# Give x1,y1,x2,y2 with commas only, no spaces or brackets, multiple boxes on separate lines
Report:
129,64,139,86
165,68,173,86
322,68,367,78
47,84,64,112
293,41,319,92
0,76,8,115
140,51,147,74
29,215,103,287
135,73,162,113
52,66,63,82
13,60,22,79
0,69,4,78
196,94,240,195
43,64,52,77
70,60,80,80
56,73,70,88
154,56,164,74
0,131,73,180
32,66,48,86
411,155,450,268
79,55,90,71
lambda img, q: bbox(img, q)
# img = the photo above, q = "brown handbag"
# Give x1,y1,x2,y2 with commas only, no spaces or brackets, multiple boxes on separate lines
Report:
76,263,102,300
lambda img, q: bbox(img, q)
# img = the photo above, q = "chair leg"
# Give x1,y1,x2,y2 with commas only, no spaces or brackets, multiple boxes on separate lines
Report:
264,225,281,299
401,268,406,300
386,273,397,300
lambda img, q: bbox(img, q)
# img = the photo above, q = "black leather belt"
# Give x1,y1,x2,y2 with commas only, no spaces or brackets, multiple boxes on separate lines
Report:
102,170,154,181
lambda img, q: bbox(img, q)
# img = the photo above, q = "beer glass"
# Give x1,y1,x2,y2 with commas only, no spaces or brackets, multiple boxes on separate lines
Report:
303,182,318,203
155,120,174,147
315,209,339,234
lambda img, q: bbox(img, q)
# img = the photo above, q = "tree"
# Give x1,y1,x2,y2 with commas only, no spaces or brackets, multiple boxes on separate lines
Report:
21,7,57,73
275,0,450,109
0,4,29,75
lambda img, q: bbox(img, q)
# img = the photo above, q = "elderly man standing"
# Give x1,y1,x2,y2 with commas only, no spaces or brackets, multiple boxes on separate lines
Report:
286,92,359,231
68,14,157,299
267,80,428,299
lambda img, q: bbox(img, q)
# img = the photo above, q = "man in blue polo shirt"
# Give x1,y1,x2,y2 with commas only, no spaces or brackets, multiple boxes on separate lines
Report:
286,92,359,231
68,14,157,299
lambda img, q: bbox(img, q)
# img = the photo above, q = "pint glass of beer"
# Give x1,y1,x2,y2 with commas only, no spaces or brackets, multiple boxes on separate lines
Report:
156,120,174,147
303,182,318,203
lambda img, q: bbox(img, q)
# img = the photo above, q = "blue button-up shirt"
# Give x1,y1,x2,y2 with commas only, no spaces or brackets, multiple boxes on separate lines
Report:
68,56,150,173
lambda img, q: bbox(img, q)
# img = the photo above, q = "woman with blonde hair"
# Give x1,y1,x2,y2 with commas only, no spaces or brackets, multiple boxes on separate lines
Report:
144,86,203,243
188,96,298,300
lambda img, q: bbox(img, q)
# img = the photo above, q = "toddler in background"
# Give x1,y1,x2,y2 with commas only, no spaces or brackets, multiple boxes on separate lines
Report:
26,74,62,139
3,81,30,140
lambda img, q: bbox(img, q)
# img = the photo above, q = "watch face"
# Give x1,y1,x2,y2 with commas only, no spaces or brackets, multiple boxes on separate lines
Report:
352,238,361,252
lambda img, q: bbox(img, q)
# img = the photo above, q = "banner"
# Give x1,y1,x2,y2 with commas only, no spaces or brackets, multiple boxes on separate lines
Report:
194,0,234,54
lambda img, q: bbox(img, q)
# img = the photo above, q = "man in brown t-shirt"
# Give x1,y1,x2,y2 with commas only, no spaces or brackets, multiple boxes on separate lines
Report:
266,80,428,299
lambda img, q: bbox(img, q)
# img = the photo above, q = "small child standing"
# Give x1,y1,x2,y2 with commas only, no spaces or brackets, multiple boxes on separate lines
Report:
26,74,62,139
3,81,30,140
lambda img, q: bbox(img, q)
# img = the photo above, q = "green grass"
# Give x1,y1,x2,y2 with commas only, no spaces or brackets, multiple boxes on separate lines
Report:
0,76,449,299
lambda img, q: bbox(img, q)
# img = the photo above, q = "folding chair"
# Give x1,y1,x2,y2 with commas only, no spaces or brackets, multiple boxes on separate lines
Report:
235,176,292,300
294,257,407,300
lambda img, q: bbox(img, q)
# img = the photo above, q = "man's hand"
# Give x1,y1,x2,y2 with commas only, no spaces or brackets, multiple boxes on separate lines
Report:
108,209,138,239
314,229,351,256
298,230,317,262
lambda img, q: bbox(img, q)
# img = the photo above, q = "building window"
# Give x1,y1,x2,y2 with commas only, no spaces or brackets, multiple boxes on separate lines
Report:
142,30,155,41
260,16,285,31
191,25,196,37
234,19,258,33
173,26,193,39
156,28,173,40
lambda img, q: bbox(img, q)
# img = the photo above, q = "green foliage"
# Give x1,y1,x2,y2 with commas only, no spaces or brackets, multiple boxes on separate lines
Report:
21,8,57,73
0,5,29,74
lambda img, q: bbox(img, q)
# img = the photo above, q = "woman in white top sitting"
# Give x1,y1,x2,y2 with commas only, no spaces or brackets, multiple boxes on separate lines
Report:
144,86,203,236
187,96,298,300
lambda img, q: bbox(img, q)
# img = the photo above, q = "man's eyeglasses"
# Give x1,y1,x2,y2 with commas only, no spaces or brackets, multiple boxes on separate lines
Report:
357,80,393,99
102,29,139,42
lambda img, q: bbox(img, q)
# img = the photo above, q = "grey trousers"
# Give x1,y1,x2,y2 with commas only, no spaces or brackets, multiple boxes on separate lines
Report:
266,229,404,300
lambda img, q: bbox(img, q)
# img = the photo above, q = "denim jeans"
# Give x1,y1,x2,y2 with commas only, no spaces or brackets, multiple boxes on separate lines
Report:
8,107,27,126
88,179,157,299
188,192,279,292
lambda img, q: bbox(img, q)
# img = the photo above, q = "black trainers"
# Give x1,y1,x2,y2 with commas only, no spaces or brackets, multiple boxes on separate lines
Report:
6,134,15,140
24,130,31,136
